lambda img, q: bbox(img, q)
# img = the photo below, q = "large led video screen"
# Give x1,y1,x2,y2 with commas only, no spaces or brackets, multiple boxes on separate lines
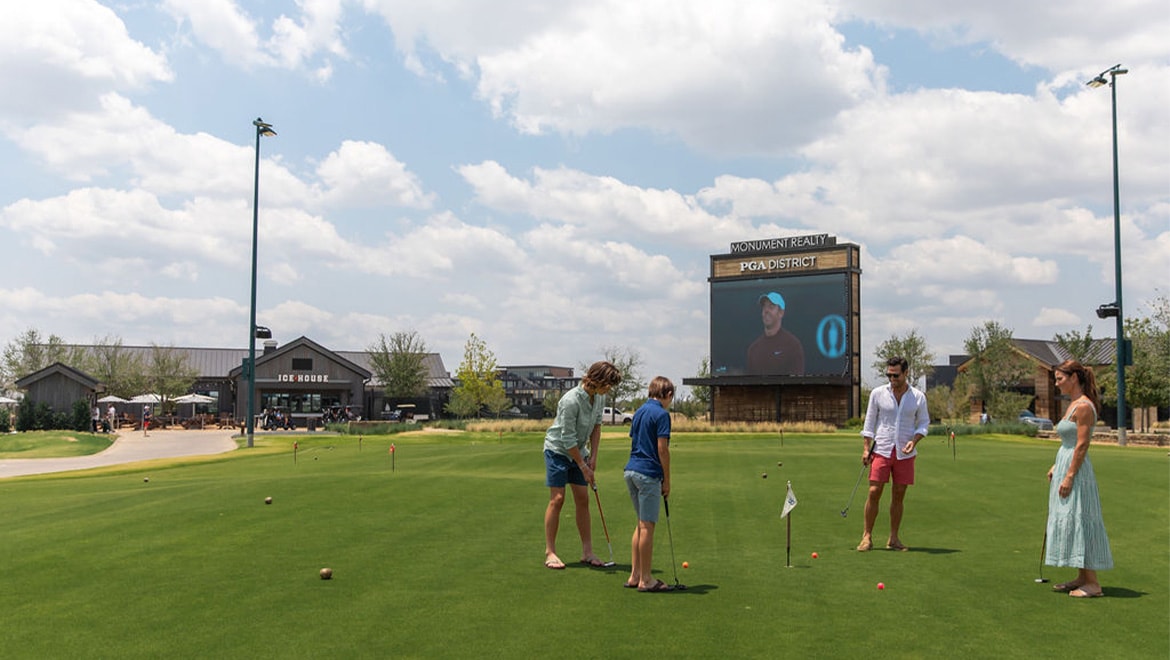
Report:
710,273,850,377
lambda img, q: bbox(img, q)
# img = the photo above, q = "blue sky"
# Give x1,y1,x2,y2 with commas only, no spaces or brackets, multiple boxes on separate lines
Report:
1,1,1167,394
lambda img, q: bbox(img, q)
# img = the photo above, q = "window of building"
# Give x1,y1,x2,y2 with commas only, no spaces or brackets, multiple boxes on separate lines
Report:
291,358,313,371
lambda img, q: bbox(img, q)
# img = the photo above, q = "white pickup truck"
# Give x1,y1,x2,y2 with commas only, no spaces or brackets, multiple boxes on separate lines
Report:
601,407,633,424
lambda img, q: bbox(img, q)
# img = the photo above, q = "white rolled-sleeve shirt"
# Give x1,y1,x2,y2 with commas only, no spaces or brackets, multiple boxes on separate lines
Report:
861,384,930,460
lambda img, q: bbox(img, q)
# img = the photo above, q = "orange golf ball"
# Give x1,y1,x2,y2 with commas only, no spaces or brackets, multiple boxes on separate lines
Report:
811,552,818,559
682,561,690,569
877,582,885,590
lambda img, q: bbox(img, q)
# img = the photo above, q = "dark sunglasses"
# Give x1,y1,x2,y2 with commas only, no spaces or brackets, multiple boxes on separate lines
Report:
885,372,902,379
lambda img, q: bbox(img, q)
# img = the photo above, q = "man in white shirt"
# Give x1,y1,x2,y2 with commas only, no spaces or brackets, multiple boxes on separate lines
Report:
857,357,930,552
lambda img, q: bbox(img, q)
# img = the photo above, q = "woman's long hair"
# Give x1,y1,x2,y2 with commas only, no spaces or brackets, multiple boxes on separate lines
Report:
1055,359,1099,412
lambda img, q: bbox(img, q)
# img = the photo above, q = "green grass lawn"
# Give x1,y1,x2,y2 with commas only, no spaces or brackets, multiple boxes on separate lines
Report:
0,431,1165,659
0,430,114,458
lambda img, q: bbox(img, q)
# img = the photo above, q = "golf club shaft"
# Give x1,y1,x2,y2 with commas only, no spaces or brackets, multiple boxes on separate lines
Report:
842,444,875,516
664,496,680,585
591,484,615,564
1039,531,1046,581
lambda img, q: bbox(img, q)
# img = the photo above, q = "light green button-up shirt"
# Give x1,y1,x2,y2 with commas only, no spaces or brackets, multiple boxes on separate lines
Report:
543,385,604,458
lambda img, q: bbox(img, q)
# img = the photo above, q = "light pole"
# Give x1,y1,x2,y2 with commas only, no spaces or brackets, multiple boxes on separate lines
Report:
247,118,276,448
1086,65,1128,446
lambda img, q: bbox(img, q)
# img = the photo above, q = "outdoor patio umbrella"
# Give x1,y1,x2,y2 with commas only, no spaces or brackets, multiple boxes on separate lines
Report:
174,394,216,428
0,396,18,404
128,393,161,403
97,395,128,403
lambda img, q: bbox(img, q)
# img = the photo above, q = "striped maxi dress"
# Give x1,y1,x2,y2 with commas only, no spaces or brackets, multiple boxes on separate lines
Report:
1045,404,1113,569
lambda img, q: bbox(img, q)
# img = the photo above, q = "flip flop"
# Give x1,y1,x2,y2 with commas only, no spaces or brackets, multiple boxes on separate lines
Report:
638,579,675,593
1052,581,1082,593
623,582,639,589
544,558,566,570
886,541,909,552
1069,588,1104,598
579,557,605,568
856,539,873,552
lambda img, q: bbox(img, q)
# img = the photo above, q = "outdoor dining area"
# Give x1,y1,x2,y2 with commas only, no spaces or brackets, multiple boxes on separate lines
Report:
96,393,234,431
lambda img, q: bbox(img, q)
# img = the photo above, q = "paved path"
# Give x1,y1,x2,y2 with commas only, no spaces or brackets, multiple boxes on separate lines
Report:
0,429,238,479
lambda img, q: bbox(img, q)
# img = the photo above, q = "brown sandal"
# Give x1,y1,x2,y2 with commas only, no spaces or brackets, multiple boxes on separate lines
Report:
1052,581,1082,593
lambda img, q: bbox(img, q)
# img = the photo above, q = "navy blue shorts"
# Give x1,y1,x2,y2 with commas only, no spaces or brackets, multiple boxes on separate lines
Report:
545,450,587,488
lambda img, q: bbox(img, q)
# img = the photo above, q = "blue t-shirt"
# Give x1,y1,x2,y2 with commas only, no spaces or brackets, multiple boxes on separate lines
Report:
625,399,670,479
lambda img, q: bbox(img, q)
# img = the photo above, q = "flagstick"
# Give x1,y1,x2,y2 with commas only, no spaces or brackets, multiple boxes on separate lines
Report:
785,514,792,568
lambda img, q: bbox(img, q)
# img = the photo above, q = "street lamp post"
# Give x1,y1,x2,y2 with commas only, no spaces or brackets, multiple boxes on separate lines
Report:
1087,65,1128,446
247,118,277,449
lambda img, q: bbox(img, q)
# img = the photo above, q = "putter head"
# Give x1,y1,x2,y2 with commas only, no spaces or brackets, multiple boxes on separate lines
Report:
674,583,687,591
602,561,616,568
840,510,849,518
1034,578,1049,583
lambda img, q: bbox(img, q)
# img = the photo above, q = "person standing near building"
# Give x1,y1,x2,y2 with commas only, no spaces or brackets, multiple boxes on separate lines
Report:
857,356,929,552
142,404,152,437
542,360,623,570
1046,359,1112,598
92,405,101,433
623,376,675,592
107,403,116,433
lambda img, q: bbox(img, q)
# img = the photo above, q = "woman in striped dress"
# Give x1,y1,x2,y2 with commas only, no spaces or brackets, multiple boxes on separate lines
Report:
1046,359,1113,598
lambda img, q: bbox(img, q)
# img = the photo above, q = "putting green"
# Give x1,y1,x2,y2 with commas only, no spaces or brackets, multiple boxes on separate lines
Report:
0,431,1165,658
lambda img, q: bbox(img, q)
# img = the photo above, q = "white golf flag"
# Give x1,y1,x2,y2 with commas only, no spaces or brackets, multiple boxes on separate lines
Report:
781,480,798,518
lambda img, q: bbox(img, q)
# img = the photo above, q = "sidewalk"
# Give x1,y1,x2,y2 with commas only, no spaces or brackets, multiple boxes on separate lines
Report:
0,428,238,479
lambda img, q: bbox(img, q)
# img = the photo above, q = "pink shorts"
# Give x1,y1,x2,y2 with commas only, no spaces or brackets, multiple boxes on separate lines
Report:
869,453,914,485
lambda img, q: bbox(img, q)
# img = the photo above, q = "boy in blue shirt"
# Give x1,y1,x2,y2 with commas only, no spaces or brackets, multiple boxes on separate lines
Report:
623,376,675,592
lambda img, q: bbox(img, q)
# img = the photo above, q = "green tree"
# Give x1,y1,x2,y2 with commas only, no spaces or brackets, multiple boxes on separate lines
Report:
597,345,644,406
2,328,84,389
927,375,973,424
1124,300,1170,431
483,385,512,418
368,331,430,399
146,344,199,412
77,335,147,398
543,390,563,417
872,329,935,384
691,356,711,408
450,333,504,418
1053,325,1095,363
444,389,480,419
962,321,1031,422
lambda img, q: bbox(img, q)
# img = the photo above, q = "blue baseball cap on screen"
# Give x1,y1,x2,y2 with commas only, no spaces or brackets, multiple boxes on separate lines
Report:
758,292,786,309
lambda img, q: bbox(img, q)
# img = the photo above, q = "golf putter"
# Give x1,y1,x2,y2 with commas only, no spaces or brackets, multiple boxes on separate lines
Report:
590,483,617,567
1035,531,1049,583
841,444,876,518
662,497,686,590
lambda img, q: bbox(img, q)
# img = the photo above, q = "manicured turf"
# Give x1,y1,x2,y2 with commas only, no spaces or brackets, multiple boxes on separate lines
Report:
0,431,1165,658
0,430,114,458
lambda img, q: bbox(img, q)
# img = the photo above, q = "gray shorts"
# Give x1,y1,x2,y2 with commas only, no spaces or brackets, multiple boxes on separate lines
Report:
624,470,662,523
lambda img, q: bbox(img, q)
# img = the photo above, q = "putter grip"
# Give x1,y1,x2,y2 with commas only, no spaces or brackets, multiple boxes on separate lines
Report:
663,497,670,517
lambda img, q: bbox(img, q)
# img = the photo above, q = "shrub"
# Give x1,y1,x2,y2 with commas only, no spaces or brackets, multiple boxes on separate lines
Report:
71,400,91,432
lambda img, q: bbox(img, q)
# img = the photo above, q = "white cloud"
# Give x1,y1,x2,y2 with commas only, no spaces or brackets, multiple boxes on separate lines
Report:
366,0,883,154
0,0,171,122
459,161,749,248
837,0,1170,72
163,0,348,76
1033,307,1080,326
162,0,273,67
315,141,433,209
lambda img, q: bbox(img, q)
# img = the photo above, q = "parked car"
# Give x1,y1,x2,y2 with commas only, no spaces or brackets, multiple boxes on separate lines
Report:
601,406,633,424
1019,410,1054,431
